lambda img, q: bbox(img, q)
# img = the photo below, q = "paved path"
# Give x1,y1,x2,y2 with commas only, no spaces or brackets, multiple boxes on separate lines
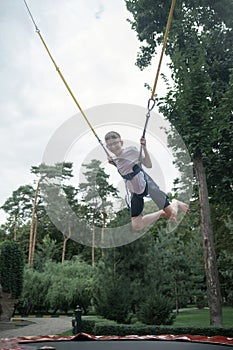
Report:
0,317,72,338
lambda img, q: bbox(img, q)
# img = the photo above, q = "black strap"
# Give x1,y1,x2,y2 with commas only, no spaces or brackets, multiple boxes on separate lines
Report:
120,164,142,180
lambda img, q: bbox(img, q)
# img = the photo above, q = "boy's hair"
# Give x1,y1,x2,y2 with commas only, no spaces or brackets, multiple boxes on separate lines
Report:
105,131,121,141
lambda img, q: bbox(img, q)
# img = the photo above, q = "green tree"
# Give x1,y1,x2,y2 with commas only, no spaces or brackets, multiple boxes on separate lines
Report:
159,41,224,327
0,240,24,298
20,266,51,314
52,184,80,263
33,234,58,271
79,159,118,265
29,162,73,267
0,240,24,320
93,260,132,323
217,217,233,306
93,234,159,322
1,185,34,240
125,0,233,326
18,259,94,315
137,294,175,325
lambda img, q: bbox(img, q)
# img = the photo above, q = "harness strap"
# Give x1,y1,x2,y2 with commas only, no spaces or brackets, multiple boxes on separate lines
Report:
120,164,142,181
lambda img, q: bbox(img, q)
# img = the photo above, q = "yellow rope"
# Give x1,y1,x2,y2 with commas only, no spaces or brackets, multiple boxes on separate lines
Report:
24,0,175,151
23,0,108,153
37,31,99,140
150,0,176,101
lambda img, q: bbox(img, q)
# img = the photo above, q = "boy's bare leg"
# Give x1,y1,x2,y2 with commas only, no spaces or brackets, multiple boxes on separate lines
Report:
131,200,190,231
132,210,166,231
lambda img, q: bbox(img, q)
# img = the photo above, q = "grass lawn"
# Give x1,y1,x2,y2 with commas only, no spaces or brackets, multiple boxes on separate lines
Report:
173,306,233,327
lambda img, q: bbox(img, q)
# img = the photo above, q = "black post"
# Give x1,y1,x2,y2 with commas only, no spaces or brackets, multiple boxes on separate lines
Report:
72,305,82,334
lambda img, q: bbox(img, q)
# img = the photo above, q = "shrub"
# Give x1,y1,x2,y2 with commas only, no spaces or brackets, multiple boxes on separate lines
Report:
196,294,206,309
94,274,131,324
227,291,233,307
137,294,175,325
93,324,233,337
0,240,24,299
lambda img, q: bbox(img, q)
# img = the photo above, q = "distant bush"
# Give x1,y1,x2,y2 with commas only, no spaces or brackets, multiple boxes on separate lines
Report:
137,294,175,325
196,294,207,309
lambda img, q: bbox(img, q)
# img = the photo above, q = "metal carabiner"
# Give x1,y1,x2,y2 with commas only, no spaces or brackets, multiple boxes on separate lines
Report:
147,98,156,112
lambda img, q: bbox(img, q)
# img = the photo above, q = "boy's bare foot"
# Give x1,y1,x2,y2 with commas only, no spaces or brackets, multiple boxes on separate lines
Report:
170,215,178,224
176,199,190,214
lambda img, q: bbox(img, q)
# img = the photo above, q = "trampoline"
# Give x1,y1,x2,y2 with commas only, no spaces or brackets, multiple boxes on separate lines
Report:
2,333,232,350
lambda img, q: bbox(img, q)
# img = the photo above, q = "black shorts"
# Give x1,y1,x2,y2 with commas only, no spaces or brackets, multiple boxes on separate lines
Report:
130,173,170,217
130,183,148,217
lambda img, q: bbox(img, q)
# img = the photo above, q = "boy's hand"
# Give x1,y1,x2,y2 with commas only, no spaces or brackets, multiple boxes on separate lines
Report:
140,137,147,147
108,156,116,166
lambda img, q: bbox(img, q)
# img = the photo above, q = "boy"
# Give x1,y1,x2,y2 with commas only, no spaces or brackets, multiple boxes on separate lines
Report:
105,131,189,231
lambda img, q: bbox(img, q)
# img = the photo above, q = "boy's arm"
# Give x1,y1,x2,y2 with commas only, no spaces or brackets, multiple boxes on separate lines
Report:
140,138,152,168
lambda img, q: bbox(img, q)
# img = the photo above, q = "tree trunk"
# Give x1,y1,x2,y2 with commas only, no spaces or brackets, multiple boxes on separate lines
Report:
175,280,179,314
28,179,41,266
62,225,71,263
92,218,95,267
30,215,39,268
193,150,222,326
101,207,107,257
28,177,44,267
62,236,68,263
13,213,18,241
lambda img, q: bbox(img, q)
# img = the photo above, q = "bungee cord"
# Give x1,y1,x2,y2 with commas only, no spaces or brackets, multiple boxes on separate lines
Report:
139,0,176,161
23,0,111,158
150,0,176,102
23,0,176,162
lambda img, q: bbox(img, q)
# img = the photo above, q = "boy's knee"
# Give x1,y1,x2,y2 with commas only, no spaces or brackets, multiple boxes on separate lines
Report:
132,218,143,231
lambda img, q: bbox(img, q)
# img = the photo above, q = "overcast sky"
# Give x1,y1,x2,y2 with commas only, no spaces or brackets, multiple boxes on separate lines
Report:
0,0,174,224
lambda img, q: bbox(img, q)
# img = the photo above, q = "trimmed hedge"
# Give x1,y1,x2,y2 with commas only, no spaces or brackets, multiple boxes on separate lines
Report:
81,320,96,334
81,320,233,338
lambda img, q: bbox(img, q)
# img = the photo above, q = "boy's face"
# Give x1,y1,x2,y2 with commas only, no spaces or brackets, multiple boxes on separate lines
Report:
106,138,123,155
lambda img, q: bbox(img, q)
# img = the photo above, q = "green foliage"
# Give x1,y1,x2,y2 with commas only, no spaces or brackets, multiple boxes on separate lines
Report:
1,185,34,238
33,234,59,271
79,159,118,224
20,266,51,313
93,262,131,323
92,324,233,338
0,240,24,298
31,162,73,180
17,258,94,315
125,0,233,69
196,294,207,309
92,226,206,323
67,307,233,335
44,258,94,314
93,235,154,321
137,294,175,325
125,0,233,326
217,216,233,306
